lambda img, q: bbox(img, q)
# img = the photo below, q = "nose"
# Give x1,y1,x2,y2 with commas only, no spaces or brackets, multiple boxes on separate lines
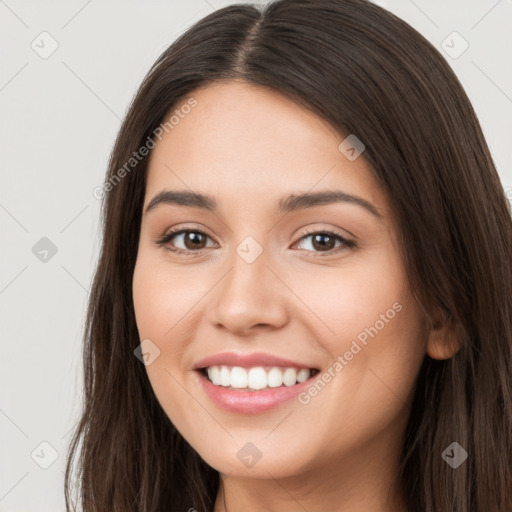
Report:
207,245,289,335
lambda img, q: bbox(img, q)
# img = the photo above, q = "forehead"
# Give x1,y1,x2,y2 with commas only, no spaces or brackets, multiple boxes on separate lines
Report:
144,80,386,216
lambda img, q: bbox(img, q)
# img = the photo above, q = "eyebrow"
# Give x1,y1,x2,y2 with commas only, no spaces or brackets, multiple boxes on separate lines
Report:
144,189,383,218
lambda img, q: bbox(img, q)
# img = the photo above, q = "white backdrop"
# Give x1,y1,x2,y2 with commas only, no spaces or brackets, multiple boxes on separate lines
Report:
0,0,510,510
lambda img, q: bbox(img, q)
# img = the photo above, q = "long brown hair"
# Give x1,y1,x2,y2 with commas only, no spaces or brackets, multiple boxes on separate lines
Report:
64,1,512,510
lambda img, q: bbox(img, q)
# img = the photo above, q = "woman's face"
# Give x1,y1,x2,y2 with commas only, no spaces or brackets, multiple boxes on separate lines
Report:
132,80,430,483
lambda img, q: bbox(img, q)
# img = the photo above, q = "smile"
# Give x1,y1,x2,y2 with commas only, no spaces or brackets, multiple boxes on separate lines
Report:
202,365,319,391
195,365,321,414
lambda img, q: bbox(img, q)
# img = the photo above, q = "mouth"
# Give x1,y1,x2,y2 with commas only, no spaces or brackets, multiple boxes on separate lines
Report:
197,365,321,392
194,364,321,414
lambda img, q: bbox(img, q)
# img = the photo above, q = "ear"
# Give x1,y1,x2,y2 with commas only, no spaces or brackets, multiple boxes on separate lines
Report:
426,315,464,360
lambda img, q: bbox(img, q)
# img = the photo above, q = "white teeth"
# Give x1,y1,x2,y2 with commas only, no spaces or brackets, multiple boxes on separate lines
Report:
297,368,310,383
283,368,297,386
231,366,248,388
220,366,230,386
207,366,221,385
204,365,313,390
267,367,283,388
248,367,267,390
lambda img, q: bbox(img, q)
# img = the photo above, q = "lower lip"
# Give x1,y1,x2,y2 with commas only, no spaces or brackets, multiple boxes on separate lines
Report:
194,369,315,414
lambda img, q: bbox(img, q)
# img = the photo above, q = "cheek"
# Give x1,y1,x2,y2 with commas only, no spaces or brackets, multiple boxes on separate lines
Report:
132,251,199,342
289,247,427,408
132,253,200,429
287,248,410,344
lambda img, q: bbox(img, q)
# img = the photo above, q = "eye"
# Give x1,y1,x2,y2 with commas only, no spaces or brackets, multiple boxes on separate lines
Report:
155,228,216,255
292,229,356,256
155,227,356,257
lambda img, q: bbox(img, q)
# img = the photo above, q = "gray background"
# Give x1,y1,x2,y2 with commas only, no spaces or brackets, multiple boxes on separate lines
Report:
1,0,510,510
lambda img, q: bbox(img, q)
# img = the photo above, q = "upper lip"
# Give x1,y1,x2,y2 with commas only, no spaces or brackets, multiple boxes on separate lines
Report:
193,351,319,370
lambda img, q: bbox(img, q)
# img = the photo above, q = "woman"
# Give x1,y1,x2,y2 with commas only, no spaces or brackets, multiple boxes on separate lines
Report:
64,0,512,511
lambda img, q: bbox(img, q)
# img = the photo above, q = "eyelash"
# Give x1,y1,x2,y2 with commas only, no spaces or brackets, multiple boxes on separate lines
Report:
155,226,356,257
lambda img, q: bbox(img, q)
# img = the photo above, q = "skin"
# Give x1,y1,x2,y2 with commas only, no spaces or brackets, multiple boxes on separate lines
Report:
132,79,458,512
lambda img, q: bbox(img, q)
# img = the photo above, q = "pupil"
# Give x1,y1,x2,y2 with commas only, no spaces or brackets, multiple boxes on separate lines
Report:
186,232,205,249
313,233,334,251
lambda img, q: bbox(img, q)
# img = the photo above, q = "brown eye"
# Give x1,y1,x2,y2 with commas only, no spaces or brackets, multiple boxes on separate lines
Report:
294,230,356,255
155,229,215,254
310,233,337,251
180,231,208,250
